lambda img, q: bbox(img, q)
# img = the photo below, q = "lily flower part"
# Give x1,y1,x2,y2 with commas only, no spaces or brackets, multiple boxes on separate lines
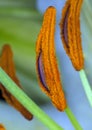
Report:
60,0,84,71
0,124,6,130
0,44,33,120
36,6,67,111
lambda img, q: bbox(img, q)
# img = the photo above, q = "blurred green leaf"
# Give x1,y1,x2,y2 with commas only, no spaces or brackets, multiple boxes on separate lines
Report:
0,4,49,104
0,0,36,9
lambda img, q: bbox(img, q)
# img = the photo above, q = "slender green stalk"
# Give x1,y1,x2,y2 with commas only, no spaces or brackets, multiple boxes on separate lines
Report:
0,68,83,129
79,69,92,107
0,68,63,130
65,107,82,130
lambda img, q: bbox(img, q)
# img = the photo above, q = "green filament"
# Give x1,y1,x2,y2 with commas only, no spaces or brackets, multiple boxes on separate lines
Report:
0,68,82,130
79,69,92,107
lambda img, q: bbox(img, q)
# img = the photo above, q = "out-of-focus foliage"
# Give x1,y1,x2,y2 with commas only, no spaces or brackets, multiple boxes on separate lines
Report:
0,0,49,104
0,0,36,8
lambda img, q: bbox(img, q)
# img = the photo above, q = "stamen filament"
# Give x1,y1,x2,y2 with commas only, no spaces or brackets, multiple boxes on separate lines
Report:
0,67,83,130
79,69,92,107
0,67,63,130
65,107,82,130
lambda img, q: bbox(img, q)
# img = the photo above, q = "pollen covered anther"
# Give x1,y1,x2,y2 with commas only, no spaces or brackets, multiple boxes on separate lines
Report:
36,6,67,111
0,124,6,130
60,0,84,71
0,44,33,120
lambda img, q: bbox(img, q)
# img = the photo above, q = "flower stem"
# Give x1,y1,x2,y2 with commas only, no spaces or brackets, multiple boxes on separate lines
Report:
0,68,63,130
79,69,92,107
65,107,82,130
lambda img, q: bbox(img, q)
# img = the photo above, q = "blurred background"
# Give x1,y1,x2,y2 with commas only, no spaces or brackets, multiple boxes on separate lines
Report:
0,0,92,130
